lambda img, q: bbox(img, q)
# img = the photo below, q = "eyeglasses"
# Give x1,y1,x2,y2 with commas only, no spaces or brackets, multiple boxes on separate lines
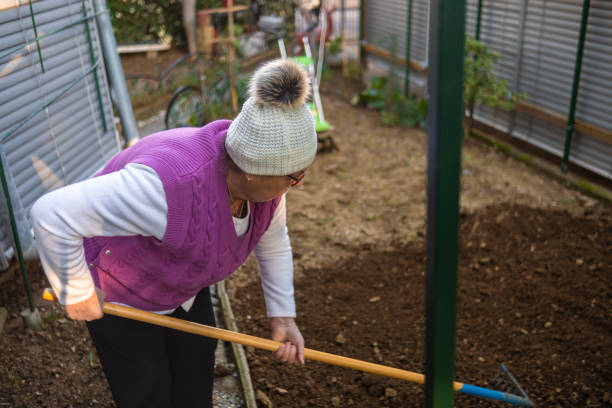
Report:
287,171,306,187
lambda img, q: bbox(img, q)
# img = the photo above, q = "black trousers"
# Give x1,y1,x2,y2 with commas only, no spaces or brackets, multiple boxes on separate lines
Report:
86,287,217,408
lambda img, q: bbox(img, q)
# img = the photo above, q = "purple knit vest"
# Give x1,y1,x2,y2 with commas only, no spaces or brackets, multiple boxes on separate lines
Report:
83,120,279,311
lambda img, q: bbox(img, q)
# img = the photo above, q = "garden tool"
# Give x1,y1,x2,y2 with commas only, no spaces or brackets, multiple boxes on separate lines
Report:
43,288,534,406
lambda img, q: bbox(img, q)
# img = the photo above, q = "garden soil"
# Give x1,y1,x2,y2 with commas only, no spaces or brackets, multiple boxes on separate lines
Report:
0,60,610,407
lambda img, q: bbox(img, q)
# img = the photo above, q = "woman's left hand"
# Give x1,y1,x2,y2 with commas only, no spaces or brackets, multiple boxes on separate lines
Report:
270,316,305,365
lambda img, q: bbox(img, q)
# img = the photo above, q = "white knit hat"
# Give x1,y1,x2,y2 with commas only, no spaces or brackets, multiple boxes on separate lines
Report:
226,59,317,175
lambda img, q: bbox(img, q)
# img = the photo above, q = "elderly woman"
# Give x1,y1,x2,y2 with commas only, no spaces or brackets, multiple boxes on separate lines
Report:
30,59,316,408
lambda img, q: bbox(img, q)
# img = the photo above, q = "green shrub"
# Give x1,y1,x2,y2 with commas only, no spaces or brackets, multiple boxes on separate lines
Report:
351,76,427,129
108,0,185,46
327,36,342,55
464,37,526,135
351,34,428,129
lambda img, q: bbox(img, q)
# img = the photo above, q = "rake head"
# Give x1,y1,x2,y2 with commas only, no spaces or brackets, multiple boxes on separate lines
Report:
492,365,534,406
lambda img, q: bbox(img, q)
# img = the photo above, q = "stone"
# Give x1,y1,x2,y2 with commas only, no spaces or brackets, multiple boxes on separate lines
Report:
385,388,398,398
256,390,273,408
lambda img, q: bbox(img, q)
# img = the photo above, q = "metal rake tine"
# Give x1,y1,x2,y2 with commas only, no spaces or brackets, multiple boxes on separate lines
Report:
500,365,532,401
456,365,535,406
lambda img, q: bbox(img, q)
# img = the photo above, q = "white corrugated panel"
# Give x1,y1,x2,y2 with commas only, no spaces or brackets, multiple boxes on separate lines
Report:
410,0,429,64
365,0,407,54
364,0,429,93
364,0,429,63
464,0,611,179
362,1,611,177
575,5,612,136
513,0,611,179
0,0,120,256
465,0,522,134
322,0,360,42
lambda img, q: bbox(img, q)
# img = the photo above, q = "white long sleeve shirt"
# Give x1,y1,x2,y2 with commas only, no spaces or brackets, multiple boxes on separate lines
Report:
30,163,295,317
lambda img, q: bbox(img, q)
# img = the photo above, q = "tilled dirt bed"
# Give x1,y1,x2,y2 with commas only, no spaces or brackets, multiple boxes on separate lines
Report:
231,204,611,407
0,66,610,407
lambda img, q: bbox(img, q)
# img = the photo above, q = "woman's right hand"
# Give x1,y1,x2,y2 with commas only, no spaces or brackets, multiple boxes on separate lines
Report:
64,287,105,321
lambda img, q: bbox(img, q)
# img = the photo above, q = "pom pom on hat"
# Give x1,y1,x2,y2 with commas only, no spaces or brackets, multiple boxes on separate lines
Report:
226,59,317,176
250,59,311,108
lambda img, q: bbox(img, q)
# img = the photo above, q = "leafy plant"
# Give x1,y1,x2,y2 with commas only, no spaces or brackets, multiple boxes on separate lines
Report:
108,0,185,46
351,34,428,129
197,61,249,121
351,76,427,128
327,36,342,55
464,37,526,136
351,76,387,111
381,92,428,128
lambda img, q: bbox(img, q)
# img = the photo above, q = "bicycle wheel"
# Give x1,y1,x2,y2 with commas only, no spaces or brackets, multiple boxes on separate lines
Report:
165,85,206,129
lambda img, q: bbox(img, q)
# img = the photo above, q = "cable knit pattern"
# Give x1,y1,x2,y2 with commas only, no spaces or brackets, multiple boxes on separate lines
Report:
82,121,280,311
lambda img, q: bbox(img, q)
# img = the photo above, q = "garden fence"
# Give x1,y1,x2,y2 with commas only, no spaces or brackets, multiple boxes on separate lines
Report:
361,0,612,180
0,0,120,271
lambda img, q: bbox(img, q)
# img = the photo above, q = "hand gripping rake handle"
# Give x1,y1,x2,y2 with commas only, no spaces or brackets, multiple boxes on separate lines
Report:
43,289,534,406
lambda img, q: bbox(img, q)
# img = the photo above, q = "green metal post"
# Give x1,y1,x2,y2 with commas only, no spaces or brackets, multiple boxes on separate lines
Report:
404,0,413,97
92,0,139,145
359,0,365,68
341,0,345,38
425,0,465,406
562,0,590,174
0,11,107,62
0,150,34,311
475,0,483,40
28,0,45,73
82,0,108,132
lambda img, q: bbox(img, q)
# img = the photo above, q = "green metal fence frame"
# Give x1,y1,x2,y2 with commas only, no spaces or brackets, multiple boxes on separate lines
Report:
404,0,413,97
0,2,111,311
473,0,594,176
562,0,591,174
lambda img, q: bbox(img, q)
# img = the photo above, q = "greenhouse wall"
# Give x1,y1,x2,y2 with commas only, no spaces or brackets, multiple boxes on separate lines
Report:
363,0,612,180
0,0,120,263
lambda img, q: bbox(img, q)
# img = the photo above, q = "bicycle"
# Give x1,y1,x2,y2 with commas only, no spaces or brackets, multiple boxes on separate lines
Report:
164,51,253,130
165,0,339,155
165,2,281,130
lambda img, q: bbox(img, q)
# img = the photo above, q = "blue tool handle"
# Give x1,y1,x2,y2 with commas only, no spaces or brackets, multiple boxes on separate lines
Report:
459,383,535,406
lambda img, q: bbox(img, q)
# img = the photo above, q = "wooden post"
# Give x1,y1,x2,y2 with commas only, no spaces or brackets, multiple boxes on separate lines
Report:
197,10,215,57
227,0,238,114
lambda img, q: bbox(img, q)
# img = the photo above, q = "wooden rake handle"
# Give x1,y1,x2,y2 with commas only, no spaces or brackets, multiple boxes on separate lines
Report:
42,288,436,387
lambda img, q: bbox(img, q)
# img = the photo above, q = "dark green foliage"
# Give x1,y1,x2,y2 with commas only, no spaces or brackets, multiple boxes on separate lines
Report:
382,91,428,128
108,0,295,47
464,37,526,135
351,76,428,129
351,76,387,111
327,36,342,55
108,0,185,46
351,34,428,129
198,61,249,121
